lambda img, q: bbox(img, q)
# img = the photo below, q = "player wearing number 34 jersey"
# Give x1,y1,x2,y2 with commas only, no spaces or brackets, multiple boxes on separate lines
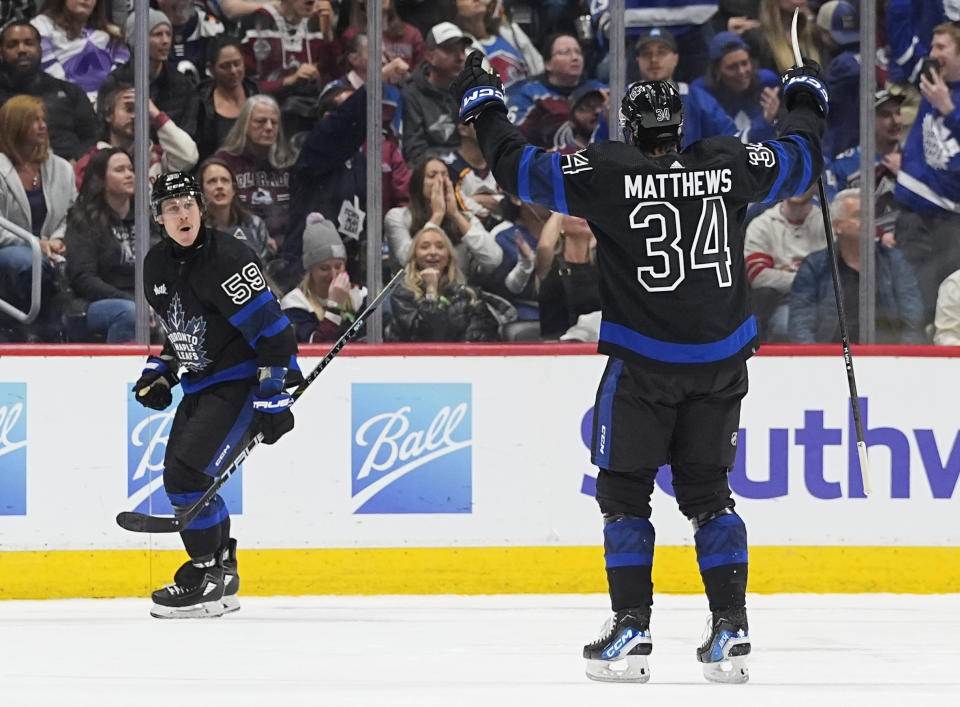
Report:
455,52,827,683
135,172,300,619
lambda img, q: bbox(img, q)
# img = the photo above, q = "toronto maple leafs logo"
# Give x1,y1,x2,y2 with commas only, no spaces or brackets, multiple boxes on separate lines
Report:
156,293,212,372
922,112,960,170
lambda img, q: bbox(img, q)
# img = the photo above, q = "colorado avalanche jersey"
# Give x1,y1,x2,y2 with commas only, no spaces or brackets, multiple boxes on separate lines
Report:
475,101,824,369
144,228,298,393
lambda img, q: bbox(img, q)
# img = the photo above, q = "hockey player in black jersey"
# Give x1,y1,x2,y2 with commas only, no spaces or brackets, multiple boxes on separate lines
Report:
133,172,300,618
454,53,827,682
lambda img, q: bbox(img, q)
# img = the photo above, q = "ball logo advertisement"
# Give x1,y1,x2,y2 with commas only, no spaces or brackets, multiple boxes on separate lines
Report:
0,383,27,515
126,385,243,515
351,383,472,514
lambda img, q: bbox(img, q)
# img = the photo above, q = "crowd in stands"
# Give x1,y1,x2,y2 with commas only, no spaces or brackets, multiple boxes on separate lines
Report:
0,0,959,347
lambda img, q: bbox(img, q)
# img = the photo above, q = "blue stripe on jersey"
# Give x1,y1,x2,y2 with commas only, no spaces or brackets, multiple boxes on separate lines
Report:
518,145,535,202
229,290,288,345
694,512,748,572
762,141,790,203
255,314,292,344
181,359,258,394
550,152,569,214
230,290,274,326
593,358,623,468
787,134,813,196
599,317,757,364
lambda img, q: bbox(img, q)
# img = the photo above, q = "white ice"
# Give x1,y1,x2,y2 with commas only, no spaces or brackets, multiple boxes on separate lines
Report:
0,594,956,706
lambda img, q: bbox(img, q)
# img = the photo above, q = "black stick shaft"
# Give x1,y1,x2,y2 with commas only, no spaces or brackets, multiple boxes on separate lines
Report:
816,178,872,495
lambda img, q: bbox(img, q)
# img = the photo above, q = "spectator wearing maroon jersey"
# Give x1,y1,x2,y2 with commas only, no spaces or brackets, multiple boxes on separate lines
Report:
507,32,606,149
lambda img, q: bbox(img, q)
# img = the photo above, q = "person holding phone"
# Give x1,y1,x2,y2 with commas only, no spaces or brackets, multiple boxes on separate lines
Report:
894,21,960,326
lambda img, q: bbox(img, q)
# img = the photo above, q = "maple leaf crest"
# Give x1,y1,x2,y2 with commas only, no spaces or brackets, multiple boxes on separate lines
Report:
160,294,212,372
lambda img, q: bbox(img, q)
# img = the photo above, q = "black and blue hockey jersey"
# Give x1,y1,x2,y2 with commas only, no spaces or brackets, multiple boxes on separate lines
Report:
474,97,825,369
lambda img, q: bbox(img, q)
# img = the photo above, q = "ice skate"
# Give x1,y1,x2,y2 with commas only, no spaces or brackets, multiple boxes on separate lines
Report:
150,557,225,619
696,609,750,683
583,609,652,683
219,538,240,614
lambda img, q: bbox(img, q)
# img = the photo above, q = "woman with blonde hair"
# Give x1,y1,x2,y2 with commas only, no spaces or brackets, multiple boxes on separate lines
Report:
213,94,298,250
385,155,501,284
0,95,76,338
387,223,500,342
752,0,822,72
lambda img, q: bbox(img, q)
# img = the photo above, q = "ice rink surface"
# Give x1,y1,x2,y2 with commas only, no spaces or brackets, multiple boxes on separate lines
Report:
0,593,956,706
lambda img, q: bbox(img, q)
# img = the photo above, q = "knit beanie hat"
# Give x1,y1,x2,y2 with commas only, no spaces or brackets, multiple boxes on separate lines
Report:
302,213,347,270
125,9,172,47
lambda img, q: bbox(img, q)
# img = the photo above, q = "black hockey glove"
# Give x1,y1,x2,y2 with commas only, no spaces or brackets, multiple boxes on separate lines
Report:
252,366,294,445
132,355,179,411
452,50,507,124
781,61,829,116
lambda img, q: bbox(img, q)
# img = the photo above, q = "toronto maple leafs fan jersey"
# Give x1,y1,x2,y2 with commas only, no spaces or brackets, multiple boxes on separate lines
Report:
893,89,960,217
474,99,824,370
144,227,298,393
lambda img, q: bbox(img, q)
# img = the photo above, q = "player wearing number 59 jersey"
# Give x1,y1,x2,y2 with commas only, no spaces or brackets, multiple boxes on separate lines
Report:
455,52,827,683
136,172,300,619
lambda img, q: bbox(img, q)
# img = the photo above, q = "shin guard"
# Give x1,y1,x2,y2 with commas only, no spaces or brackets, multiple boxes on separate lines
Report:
603,515,655,612
693,511,748,612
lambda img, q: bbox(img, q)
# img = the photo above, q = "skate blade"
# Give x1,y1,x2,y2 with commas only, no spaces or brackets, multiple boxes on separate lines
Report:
150,600,225,619
221,594,241,614
585,655,650,683
702,655,749,684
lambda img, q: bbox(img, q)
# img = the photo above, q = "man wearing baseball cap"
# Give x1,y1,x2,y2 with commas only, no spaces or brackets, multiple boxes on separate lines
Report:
634,27,738,147
831,90,905,190
401,22,472,163
552,83,607,151
816,1,863,157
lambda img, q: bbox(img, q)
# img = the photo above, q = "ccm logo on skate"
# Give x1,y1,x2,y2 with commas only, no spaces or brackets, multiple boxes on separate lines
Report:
580,397,960,500
603,629,636,659
0,383,27,516
351,383,472,514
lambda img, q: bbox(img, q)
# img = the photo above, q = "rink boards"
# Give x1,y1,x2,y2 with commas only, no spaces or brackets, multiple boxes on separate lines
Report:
0,343,958,599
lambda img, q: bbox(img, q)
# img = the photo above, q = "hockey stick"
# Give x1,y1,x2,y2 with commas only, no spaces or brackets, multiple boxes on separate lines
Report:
791,9,872,495
116,269,405,533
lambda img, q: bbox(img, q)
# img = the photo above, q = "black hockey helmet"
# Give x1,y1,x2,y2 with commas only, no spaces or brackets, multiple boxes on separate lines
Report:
151,171,205,220
620,80,684,149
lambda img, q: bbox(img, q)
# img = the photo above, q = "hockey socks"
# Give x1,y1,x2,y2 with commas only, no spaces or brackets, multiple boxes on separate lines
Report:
603,515,655,612
693,510,748,613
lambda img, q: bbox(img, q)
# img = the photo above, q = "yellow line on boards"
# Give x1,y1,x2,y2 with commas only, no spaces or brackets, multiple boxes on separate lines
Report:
0,546,957,599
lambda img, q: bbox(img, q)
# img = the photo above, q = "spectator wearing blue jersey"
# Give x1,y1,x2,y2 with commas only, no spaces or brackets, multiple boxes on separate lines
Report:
692,31,781,144
894,22,960,323
815,1,861,158
829,89,905,238
635,28,738,148
449,0,543,88
481,195,547,320
790,189,926,344
886,0,958,85
506,33,607,149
